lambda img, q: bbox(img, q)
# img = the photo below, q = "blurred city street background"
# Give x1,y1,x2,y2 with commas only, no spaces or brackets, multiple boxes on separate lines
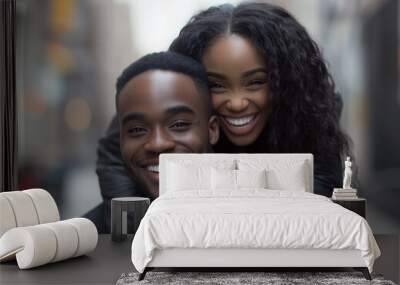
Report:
15,0,400,233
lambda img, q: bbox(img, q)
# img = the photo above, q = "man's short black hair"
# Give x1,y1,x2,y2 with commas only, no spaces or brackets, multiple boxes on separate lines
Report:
116,51,211,115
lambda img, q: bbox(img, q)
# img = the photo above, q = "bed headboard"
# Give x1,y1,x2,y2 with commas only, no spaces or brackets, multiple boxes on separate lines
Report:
159,153,313,195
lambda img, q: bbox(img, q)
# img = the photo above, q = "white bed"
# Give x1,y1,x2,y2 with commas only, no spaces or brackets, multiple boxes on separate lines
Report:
131,154,380,280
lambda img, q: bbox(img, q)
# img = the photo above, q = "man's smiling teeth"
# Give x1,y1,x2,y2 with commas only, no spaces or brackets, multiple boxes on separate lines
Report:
224,114,256,127
146,165,159,173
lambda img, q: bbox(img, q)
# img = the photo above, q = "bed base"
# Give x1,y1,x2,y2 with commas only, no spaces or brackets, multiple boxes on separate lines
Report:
138,248,372,281
138,266,371,281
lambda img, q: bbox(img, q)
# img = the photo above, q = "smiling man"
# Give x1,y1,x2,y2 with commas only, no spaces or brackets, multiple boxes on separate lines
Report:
94,52,219,232
96,52,219,232
116,52,219,198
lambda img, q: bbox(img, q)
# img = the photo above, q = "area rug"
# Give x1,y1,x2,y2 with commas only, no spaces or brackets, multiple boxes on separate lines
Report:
116,271,396,285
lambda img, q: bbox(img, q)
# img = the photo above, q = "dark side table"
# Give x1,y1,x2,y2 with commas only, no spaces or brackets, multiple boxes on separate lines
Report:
331,198,366,218
111,197,150,242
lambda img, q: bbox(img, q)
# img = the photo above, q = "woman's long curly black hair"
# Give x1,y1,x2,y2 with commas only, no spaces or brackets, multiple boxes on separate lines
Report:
169,2,352,163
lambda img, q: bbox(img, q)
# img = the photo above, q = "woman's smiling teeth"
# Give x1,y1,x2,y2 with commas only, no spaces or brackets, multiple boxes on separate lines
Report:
223,114,256,127
220,112,260,136
146,165,159,173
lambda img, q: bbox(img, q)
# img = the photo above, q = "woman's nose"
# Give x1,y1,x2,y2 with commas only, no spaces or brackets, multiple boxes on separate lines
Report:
226,97,249,112
144,127,176,153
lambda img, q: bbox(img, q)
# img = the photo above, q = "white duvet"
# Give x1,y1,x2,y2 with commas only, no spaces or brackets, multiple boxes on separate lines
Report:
131,190,380,273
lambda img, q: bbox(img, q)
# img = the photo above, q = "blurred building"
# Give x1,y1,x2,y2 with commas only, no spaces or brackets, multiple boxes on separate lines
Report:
16,0,137,218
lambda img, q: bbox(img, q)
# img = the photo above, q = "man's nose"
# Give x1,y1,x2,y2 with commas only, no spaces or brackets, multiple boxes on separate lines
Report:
226,96,249,112
143,127,176,153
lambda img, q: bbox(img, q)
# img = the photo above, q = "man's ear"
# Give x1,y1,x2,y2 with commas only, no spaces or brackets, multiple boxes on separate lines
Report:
208,115,219,145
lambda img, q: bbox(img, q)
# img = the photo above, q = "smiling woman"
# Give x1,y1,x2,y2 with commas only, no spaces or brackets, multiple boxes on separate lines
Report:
169,2,351,193
202,34,269,146
170,3,349,158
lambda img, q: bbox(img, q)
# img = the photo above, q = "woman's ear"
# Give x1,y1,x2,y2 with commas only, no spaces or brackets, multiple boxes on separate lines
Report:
208,115,220,145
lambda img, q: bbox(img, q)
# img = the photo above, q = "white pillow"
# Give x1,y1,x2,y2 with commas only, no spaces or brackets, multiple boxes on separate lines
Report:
236,169,267,189
165,159,236,192
238,159,308,191
211,168,236,190
166,162,211,191
211,169,267,190
268,165,307,191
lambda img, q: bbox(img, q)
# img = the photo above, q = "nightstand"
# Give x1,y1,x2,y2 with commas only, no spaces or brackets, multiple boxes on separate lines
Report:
331,198,366,218
111,197,150,242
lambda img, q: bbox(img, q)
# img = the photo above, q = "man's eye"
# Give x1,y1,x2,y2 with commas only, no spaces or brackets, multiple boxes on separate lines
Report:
127,127,147,136
170,121,191,130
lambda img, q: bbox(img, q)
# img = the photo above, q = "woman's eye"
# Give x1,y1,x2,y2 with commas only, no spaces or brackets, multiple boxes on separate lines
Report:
209,82,226,92
247,79,267,88
170,121,191,130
